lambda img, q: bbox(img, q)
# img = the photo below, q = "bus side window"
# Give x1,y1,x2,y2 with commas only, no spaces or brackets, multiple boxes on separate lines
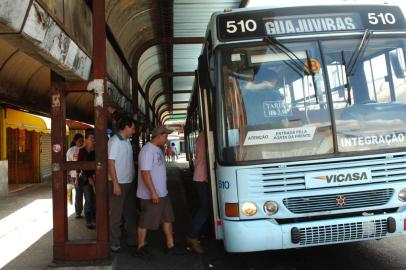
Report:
226,76,246,128
222,66,247,161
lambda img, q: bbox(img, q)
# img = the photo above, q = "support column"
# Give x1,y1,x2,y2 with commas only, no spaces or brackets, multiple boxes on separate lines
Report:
92,0,110,258
50,0,110,261
50,71,67,260
132,74,140,154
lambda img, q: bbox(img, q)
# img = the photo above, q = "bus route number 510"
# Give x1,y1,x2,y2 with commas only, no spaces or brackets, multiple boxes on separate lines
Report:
368,13,396,25
218,180,230,189
226,19,258,33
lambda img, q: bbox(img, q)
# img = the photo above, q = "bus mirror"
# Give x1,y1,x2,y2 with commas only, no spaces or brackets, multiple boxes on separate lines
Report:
209,55,216,88
389,50,406,79
198,55,211,90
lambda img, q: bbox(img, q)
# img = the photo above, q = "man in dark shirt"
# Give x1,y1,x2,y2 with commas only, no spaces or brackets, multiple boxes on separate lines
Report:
78,128,96,229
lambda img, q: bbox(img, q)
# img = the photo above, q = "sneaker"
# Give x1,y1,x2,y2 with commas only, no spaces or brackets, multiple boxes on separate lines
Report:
165,245,187,255
134,246,153,260
111,245,121,252
75,214,82,219
186,238,204,254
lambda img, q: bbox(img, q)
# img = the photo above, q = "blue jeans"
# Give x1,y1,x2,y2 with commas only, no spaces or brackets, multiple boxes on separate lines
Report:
83,183,95,224
74,183,84,216
190,181,211,239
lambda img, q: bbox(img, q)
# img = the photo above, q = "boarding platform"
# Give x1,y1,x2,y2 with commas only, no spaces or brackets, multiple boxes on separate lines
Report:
0,155,216,270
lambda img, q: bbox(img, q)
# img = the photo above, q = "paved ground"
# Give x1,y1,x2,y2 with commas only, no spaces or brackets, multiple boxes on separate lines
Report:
2,156,406,270
111,160,205,270
198,237,406,270
0,180,54,270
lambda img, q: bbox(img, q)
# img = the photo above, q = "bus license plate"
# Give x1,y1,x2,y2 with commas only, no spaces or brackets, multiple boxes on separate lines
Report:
362,221,376,236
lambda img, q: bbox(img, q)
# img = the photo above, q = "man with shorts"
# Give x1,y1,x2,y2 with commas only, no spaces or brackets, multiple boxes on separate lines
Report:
135,126,179,257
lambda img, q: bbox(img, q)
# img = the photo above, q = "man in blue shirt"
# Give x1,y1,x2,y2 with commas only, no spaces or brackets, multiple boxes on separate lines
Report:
135,126,184,258
108,116,136,252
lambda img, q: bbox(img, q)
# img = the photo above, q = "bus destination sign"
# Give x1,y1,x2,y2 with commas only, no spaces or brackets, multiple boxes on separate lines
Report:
265,14,362,35
217,6,406,41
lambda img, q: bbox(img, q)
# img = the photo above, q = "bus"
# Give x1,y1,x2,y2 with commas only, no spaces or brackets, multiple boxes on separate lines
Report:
185,3,406,252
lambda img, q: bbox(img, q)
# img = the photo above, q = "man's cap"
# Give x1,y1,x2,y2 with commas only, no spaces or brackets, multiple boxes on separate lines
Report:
152,126,173,137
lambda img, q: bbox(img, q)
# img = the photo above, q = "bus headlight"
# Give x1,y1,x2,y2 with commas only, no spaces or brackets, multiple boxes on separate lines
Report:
241,202,257,216
398,188,406,202
263,201,279,216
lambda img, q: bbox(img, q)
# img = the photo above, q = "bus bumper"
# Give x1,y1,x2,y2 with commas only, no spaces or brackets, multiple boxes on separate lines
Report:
222,211,406,252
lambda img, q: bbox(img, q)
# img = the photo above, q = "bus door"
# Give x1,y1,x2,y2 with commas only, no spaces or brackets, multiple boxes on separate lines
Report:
198,56,224,240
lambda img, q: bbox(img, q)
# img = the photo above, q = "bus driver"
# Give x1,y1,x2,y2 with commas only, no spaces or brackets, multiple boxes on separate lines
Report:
241,68,288,129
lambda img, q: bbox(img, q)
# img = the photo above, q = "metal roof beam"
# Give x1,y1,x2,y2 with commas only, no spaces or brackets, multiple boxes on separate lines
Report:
156,101,189,116
106,25,132,76
132,37,204,72
145,71,194,101
137,82,157,120
132,38,201,127
159,108,187,123
152,90,192,110
162,114,187,125
85,0,132,76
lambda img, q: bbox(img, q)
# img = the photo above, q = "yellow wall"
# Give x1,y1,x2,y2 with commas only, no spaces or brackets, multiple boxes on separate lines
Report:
5,108,49,133
0,108,50,161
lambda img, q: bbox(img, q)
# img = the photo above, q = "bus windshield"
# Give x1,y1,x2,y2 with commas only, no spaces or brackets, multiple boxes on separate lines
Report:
218,36,406,163
219,41,334,162
322,36,406,152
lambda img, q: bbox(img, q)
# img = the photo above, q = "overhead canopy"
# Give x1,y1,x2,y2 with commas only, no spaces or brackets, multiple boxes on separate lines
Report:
4,108,50,134
66,120,94,130
0,0,248,129
114,0,243,125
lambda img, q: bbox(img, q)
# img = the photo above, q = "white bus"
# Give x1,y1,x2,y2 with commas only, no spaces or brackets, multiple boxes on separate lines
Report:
185,4,406,252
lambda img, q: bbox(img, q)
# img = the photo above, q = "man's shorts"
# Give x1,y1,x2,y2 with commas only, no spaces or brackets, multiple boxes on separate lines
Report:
138,196,175,230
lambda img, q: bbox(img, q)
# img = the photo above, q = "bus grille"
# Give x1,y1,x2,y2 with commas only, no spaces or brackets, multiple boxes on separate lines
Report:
237,152,406,194
283,189,394,214
298,219,388,245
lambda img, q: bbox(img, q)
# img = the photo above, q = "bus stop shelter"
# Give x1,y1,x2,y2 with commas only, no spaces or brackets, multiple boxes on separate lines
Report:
0,0,248,261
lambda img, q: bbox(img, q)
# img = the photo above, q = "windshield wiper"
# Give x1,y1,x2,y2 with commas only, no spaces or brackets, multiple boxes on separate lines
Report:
265,36,319,104
341,30,373,105
347,29,373,76
264,36,310,77
341,50,352,105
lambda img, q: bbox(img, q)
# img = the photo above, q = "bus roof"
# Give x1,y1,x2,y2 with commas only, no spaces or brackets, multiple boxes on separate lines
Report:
212,1,398,16
204,4,406,48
